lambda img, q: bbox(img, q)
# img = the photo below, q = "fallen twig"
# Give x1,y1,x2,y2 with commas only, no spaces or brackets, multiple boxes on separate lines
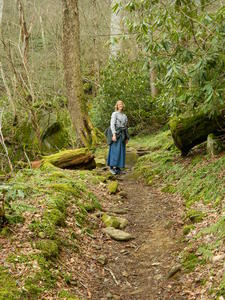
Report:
104,267,119,285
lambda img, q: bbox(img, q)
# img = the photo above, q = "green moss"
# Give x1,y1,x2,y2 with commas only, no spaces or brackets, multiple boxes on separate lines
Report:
218,273,225,297
40,161,59,171
29,220,56,239
24,269,56,298
0,227,13,237
42,148,89,166
6,214,25,225
43,209,66,227
42,127,70,154
102,214,120,229
169,111,220,154
183,224,195,235
0,267,21,300
49,183,80,197
107,181,118,194
48,196,67,213
58,289,80,300
182,253,201,271
48,171,67,180
198,217,225,239
186,209,205,223
197,245,213,262
86,192,101,210
161,184,176,193
35,239,59,259
75,212,86,227
23,282,43,298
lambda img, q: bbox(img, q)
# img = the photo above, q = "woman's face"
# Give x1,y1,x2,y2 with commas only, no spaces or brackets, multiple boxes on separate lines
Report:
117,101,124,111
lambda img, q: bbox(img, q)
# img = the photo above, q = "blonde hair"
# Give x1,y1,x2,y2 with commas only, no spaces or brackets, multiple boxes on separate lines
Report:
115,100,125,111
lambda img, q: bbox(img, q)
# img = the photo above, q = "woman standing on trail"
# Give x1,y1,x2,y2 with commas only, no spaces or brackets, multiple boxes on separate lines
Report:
107,100,129,175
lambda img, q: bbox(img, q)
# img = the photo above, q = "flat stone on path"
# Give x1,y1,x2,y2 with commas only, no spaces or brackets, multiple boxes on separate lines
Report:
102,227,133,241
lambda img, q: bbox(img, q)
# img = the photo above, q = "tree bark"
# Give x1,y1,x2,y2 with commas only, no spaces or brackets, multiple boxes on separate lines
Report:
149,60,158,98
41,148,96,170
169,112,225,156
92,0,100,96
62,0,96,147
0,0,3,24
110,0,123,56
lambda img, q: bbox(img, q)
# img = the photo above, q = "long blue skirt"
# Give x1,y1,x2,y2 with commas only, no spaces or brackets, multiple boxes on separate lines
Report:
107,136,126,168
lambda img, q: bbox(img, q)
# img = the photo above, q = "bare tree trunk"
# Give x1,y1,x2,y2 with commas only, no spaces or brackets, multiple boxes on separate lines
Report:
0,0,3,24
92,0,100,96
62,0,97,147
110,0,122,56
17,0,30,67
149,60,158,98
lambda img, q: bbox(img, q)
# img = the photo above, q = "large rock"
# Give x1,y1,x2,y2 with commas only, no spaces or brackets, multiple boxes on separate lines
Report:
16,111,70,154
102,214,128,229
102,227,133,241
169,111,225,156
40,113,60,139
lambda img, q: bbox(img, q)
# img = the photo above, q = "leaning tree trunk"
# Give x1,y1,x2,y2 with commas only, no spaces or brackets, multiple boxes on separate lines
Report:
62,0,97,147
169,111,225,156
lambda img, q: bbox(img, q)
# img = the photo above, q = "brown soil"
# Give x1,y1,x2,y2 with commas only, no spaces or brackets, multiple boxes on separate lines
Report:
89,173,186,300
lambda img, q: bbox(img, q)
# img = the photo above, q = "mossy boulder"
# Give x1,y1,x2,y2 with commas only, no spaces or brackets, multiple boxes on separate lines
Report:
102,214,128,229
102,214,120,228
14,112,71,155
35,239,59,258
169,112,225,156
40,112,59,140
107,181,118,194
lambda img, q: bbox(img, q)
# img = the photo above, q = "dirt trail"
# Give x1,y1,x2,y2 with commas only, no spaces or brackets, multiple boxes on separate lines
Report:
91,173,185,300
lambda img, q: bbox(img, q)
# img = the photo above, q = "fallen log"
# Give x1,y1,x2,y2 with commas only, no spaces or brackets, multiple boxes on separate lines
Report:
41,148,96,170
169,112,225,156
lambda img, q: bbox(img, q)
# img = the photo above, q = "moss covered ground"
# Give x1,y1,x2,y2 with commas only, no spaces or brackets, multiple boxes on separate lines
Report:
0,164,106,299
129,130,225,298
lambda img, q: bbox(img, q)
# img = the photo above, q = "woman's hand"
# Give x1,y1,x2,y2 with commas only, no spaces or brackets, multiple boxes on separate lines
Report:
112,134,117,142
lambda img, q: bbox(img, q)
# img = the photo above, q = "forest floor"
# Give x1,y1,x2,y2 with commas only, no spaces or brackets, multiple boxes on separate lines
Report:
1,131,224,300
88,170,186,300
